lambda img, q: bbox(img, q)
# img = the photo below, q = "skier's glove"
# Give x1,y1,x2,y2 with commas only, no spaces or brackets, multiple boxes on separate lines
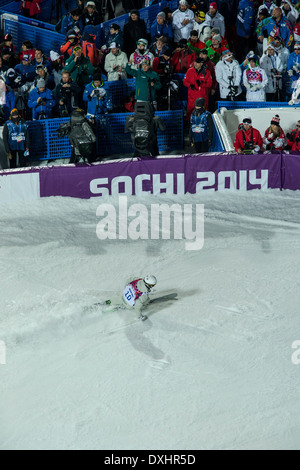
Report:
196,79,202,87
190,84,195,90
288,69,294,76
254,145,260,153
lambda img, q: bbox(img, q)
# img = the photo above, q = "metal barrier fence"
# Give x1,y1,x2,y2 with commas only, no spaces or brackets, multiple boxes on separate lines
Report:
217,101,300,111
0,0,77,23
28,110,184,161
2,16,65,54
0,10,56,30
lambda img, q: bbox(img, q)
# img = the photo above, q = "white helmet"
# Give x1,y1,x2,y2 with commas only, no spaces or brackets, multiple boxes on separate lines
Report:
144,274,157,288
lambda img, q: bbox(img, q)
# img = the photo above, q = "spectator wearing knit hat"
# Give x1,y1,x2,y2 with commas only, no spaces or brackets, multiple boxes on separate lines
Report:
263,114,286,151
27,78,55,120
60,29,80,61
205,33,228,64
205,2,225,38
150,11,174,45
2,108,30,168
209,27,228,49
106,24,124,51
82,1,102,27
123,9,148,58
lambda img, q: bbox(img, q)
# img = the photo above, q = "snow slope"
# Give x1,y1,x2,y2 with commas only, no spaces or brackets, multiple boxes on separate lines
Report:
0,190,300,450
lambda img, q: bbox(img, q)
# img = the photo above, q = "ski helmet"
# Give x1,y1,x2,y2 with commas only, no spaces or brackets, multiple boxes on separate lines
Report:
144,274,157,288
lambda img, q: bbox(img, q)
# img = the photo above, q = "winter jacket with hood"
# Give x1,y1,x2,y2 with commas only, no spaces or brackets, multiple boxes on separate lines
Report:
215,55,242,99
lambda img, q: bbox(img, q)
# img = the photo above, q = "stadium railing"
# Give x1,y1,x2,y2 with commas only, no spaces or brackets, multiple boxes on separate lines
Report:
2,16,65,55
217,101,300,111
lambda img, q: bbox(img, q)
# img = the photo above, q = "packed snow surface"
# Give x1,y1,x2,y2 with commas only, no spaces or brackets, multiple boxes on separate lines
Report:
1,190,300,450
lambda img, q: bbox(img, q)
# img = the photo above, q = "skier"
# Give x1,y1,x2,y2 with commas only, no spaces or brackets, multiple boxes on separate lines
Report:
105,275,158,321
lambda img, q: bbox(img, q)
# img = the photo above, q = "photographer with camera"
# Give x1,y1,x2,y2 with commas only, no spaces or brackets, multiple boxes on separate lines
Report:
54,70,81,117
83,73,112,119
286,120,300,151
234,117,263,155
27,78,55,120
260,44,284,102
215,49,242,101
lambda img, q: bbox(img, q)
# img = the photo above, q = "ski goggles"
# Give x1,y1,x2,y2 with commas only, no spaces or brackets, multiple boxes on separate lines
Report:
74,46,82,52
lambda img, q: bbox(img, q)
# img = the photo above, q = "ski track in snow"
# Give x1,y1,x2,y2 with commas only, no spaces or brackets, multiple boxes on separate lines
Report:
0,190,300,449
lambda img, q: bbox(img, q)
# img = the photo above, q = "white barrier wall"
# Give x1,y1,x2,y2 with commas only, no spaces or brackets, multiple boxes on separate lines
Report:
217,106,300,151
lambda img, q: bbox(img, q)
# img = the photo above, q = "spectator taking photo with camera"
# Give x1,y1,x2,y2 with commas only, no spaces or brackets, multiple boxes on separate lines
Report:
83,72,113,120
234,117,263,155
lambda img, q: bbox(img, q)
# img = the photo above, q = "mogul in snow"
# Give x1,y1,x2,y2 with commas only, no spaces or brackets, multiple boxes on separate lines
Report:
105,275,157,321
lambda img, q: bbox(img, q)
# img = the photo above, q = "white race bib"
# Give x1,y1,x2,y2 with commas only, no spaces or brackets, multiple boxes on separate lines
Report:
123,285,136,307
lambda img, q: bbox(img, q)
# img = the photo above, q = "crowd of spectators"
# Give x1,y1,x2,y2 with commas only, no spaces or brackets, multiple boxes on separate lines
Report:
1,0,300,166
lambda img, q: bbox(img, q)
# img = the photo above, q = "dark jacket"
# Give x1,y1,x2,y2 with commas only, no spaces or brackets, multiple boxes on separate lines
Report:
123,16,148,57
3,117,30,152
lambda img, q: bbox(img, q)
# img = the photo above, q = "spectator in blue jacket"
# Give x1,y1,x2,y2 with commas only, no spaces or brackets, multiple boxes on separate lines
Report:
236,0,256,63
260,7,293,48
150,11,174,46
14,54,36,86
106,23,124,51
2,108,30,168
83,73,113,119
61,8,84,37
28,78,55,120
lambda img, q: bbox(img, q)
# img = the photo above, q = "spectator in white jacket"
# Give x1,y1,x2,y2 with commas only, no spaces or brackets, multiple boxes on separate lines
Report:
243,54,268,102
205,2,225,38
104,42,128,81
215,50,242,100
280,0,298,27
260,44,284,101
192,10,212,43
172,0,195,44
272,36,289,73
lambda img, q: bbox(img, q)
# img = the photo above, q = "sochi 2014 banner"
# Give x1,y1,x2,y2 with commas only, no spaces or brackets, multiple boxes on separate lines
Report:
38,153,282,199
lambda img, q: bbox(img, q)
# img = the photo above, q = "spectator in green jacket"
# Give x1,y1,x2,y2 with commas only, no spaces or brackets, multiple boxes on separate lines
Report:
64,45,94,95
125,59,161,108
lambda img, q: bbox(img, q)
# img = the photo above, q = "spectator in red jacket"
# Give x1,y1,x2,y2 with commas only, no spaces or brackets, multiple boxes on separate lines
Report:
234,117,263,154
20,0,42,19
170,38,195,73
286,120,300,151
60,30,81,61
183,56,213,120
